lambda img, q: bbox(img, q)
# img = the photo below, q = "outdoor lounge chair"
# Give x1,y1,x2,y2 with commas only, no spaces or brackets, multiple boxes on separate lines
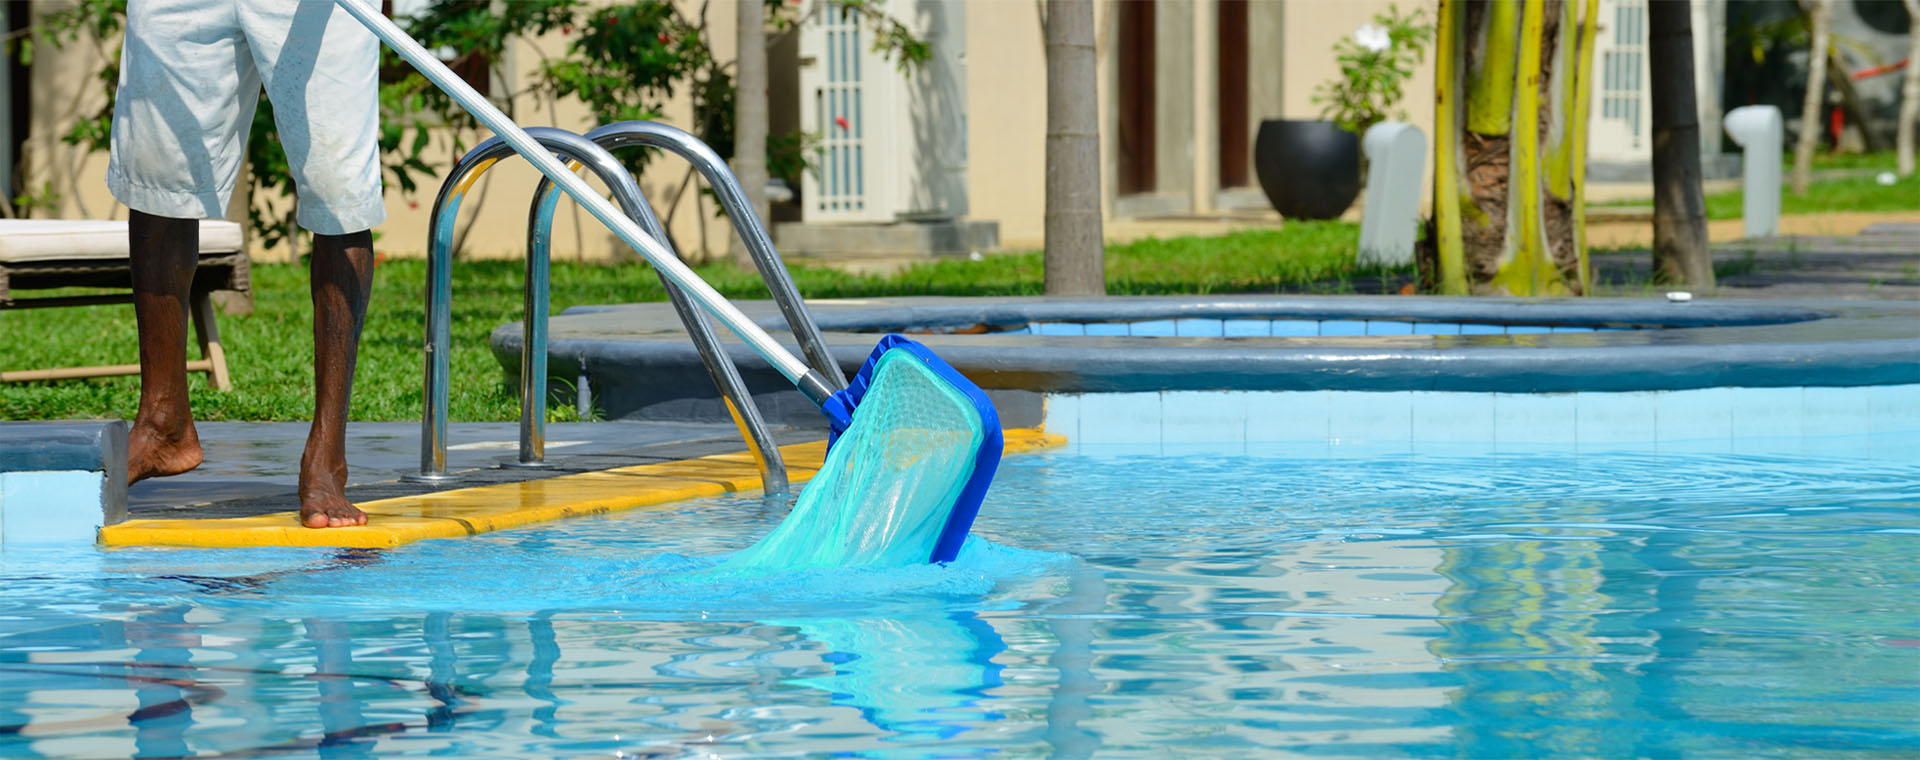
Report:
0,219,247,390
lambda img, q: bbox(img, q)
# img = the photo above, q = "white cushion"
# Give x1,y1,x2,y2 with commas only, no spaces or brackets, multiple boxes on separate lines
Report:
0,219,243,264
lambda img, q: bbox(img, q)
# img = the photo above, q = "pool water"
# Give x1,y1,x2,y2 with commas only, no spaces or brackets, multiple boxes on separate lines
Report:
4,437,1918,757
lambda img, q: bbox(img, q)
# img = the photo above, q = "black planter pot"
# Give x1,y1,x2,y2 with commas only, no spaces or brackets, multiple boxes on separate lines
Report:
1253,119,1361,220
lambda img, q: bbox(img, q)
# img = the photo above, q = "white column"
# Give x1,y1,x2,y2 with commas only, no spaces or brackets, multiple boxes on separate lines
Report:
1191,0,1217,213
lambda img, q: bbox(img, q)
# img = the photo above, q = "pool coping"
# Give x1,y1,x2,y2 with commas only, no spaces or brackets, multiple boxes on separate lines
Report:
97,428,1064,549
492,295,1920,426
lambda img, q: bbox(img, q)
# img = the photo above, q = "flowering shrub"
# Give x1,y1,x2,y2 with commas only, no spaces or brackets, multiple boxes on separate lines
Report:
1312,5,1436,134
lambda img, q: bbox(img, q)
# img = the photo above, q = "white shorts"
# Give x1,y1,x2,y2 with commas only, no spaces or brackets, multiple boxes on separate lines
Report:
107,0,386,235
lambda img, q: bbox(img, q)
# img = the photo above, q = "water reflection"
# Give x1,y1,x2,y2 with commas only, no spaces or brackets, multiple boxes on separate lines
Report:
4,444,1917,757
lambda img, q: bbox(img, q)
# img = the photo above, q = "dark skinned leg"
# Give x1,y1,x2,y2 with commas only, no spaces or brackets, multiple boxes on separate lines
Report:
299,230,376,528
127,211,204,483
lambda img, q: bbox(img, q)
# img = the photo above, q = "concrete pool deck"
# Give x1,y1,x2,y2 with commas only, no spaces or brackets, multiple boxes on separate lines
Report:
0,417,1060,547
85,422,1060,548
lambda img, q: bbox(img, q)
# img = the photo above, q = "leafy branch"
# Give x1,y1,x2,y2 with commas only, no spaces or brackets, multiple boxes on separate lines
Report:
1312,4,1435,135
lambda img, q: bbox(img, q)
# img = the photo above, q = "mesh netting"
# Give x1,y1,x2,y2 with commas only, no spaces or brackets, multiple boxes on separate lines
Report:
723,348,986,571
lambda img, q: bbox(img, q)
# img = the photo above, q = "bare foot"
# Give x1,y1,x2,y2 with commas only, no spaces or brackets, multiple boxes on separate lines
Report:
127,417,202,484
298,475,368,529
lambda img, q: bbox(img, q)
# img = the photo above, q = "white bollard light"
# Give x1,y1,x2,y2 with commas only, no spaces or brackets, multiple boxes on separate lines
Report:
1723,105,1782,238
1357,122,1427,268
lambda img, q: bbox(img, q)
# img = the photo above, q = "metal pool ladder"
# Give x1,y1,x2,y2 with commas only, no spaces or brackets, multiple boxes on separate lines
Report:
411,123,846,496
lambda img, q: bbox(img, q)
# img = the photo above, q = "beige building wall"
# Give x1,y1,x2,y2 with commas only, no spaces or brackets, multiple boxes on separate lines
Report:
22,0,1441,261
20,0,741,263
965,0,1434,249
962,1,1049,248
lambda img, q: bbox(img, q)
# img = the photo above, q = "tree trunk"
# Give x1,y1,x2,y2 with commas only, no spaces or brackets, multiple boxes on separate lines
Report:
732,0,770,265
1825,50,1881,152
1043,0,1105,296
1898,0,1920,177
1430,0,1594,296
1648,0,1713,288
1792,0,1831,194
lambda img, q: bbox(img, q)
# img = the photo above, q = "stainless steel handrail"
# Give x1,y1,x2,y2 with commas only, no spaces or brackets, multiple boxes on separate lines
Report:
582,121,847,391
522,135,788,495
409,127,783,493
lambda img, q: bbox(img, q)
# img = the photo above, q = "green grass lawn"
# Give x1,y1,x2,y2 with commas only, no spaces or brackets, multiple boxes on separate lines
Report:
2,220,1392,423
1701,171,1920,219
1593,150,1920,219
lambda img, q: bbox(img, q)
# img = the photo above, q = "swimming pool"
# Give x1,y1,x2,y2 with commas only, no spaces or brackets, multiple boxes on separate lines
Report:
5,434,1916,757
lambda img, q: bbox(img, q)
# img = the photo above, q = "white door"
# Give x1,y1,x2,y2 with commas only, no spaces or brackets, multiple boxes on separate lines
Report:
798,2,901,222
1589,0,1651,164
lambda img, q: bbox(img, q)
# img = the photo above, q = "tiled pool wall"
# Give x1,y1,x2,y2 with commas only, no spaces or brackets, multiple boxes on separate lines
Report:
1042,384,1920,458
514,296,1920,432
1011,318,1638,337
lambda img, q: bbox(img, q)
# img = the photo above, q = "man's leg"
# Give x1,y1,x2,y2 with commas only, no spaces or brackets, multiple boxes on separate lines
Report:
299,230,375,528
127,211,204,483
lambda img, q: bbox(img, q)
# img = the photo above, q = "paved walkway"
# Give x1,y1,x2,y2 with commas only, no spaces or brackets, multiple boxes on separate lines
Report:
126,420,750,515
1586,210,1920,250
1591,221,1920,300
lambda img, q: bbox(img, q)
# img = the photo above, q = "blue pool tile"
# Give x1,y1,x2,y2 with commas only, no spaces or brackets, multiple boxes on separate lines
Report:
1505,325,1552,334
1730,386,1803,443
1328,391,1413,445
1800,432,1877,460
1328,438,1416,458
1575,391,1659,445
1128,320,1178,337
1655,387,1734,443
1161,391,1248,444
1366,321,1414,336
1076,392,1162,444
1550,326,1596,333
1161,440,1248,457
1083,322,1130,336
1269,320,1320,337
1656,436,1737,455
1412,322,1460,335
1245,391,1330,443
1870,383,1920,434
1,470,106,543
1411,391,1495,443
1244,440,1334,458
1072,442,1164,460
1802,386,1872,437
1003,325,1033,335
1319,320,1368,336
1409,440,1500,458
1034,322,1086,336
1868,431,1920,464
1222,319,1269,337
1459,323,1505,335
1043,393,1081,441
1493,393,1578,446
1174,318,1225,337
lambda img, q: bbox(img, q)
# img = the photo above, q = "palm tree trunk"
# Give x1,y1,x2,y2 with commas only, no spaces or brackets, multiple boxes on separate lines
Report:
1431,0,1590,296
1043,0,1105,296
733,0,770,265
1897,0,1920,177
1648,0,1712,287
1792,0,1832,194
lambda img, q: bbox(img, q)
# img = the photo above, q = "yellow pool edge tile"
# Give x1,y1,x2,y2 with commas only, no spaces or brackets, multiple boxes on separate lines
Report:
100,428,1066,549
